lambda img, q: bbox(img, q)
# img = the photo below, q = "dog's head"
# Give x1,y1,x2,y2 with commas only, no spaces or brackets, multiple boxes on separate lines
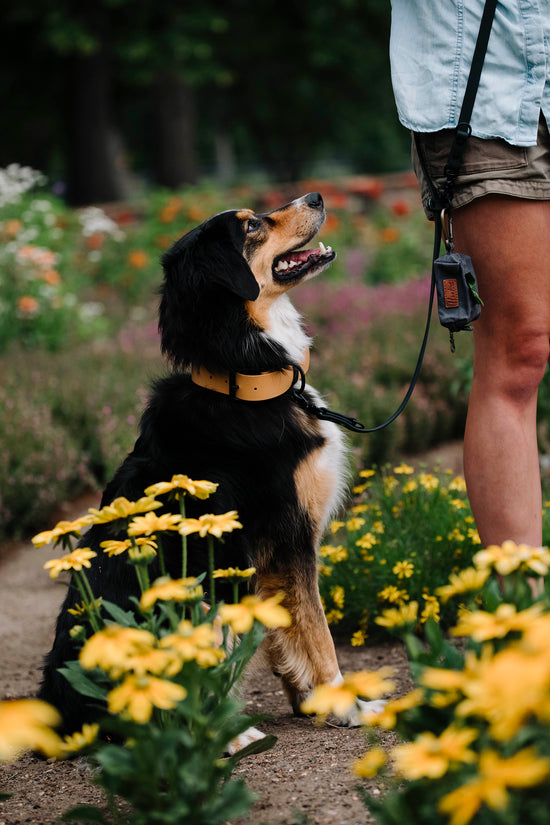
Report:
159,192,335,371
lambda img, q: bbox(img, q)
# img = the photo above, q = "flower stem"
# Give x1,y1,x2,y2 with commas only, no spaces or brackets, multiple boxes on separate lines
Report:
179,496,188,578
208,535,216,607
157,534,166,577
74,571,101,633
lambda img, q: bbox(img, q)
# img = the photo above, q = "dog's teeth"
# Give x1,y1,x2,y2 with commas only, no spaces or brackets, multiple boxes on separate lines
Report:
319,241,327,253
326,245,332,253
288,260,297,268
277,260,289,271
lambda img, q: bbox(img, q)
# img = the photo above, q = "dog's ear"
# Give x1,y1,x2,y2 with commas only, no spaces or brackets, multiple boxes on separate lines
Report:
159,213,260,368
163,213,259,301
201,217,260,301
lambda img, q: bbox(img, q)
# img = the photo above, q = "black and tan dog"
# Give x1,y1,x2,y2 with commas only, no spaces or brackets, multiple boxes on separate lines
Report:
39,192,383,736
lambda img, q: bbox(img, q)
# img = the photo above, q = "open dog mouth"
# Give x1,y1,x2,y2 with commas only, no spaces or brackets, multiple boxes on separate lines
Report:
273,241,336,281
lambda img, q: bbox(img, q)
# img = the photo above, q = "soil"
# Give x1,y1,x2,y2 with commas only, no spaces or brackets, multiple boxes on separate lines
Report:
0,442,463,825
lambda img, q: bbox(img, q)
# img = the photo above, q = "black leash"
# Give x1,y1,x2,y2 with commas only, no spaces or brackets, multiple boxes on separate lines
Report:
291,241,437,434
293,0,496,434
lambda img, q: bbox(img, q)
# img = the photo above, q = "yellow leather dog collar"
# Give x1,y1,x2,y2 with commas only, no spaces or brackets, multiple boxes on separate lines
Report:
191,350,310,402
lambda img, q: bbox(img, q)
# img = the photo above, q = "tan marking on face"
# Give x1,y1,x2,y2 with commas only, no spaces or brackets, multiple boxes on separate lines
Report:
240,198,325,327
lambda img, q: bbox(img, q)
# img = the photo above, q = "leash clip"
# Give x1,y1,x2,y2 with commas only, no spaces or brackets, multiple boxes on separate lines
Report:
292,363,307,396
441,209,454,252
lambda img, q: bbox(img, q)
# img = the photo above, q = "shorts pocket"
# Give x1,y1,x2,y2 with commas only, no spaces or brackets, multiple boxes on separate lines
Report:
418,130,527,178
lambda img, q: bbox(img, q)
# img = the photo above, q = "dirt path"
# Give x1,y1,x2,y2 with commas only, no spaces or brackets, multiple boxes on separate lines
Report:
0,494,414,825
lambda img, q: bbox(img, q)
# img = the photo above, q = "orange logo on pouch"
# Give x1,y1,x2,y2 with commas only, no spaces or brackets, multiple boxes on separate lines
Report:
443,279,459,308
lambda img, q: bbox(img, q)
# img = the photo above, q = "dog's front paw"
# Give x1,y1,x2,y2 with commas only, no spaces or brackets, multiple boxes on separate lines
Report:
226,725,266,756
337,698,387,728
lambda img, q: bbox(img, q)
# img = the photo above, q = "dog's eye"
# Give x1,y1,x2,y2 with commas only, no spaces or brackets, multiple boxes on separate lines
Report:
246,219,262,234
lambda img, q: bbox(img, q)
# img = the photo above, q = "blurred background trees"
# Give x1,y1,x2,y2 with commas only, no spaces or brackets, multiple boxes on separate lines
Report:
0,0,408,205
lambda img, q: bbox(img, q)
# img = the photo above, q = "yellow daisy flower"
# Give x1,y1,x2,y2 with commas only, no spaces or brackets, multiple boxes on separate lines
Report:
330,585,345,609
436,567,489,603
353,746,387,778
218,592,291,634
448,475,467,492
418,473,439,491
359,469,376,478
364,688,424,728
351,629,367,647
107,675,187,723
451,603,545,642
144,475,218,500
101,537,158,557
377,585,409,604
88,496,162,524
421,595,441,624
375,601,418,629
456,648,550,740
179,511,242,538
474,541,550,577
0,699,63,761
160,620,225,668
329,520,345,533
393,463,414,474
301,668,394,717
346,517,366,532
44,548,97,579
139,577,203,611
325,609,344,625
80,625,157,675
213,566,256,580
32,515,94,549
439,748,550,825
127,512,182,536
392,560,414,579
59,723,99,755
319,545,348,563
68,598,102,616
356,532,378,549
392,726,477,780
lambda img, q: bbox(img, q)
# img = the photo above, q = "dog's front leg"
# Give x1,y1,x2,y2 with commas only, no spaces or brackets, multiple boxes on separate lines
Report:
255,566,340,714
255,567,385,726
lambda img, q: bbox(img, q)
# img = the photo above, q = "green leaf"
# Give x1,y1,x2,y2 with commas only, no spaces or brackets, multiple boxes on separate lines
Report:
422,617,444,654
229,733,277,764
61,804,107,823
59,662,108,700
483,577,503,612
100,599,138,626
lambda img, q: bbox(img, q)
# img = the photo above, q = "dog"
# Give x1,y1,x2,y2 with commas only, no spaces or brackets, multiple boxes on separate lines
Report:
39,192,383,736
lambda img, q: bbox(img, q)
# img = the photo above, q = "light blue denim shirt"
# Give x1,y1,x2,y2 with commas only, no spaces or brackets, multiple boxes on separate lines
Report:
389,0,550,146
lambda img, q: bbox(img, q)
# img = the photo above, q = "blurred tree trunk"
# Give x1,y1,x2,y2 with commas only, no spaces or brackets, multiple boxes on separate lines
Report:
151,72,198,188
64,50,125,206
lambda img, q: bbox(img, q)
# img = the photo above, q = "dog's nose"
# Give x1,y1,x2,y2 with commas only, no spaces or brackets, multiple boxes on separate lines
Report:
304,192,324,210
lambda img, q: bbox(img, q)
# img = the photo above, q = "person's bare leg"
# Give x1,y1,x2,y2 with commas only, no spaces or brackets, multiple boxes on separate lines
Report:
453,196,550,548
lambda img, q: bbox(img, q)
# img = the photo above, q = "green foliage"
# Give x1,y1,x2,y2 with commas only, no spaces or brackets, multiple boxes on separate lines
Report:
319,465,482,643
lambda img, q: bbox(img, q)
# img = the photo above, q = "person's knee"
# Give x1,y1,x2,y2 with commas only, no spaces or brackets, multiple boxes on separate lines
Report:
475,330,549,404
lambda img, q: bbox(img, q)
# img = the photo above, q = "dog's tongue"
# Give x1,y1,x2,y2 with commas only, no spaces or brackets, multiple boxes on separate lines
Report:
279,248,316,264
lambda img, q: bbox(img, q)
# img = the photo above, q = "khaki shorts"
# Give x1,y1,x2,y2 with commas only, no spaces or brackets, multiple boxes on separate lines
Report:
412,114,550,219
